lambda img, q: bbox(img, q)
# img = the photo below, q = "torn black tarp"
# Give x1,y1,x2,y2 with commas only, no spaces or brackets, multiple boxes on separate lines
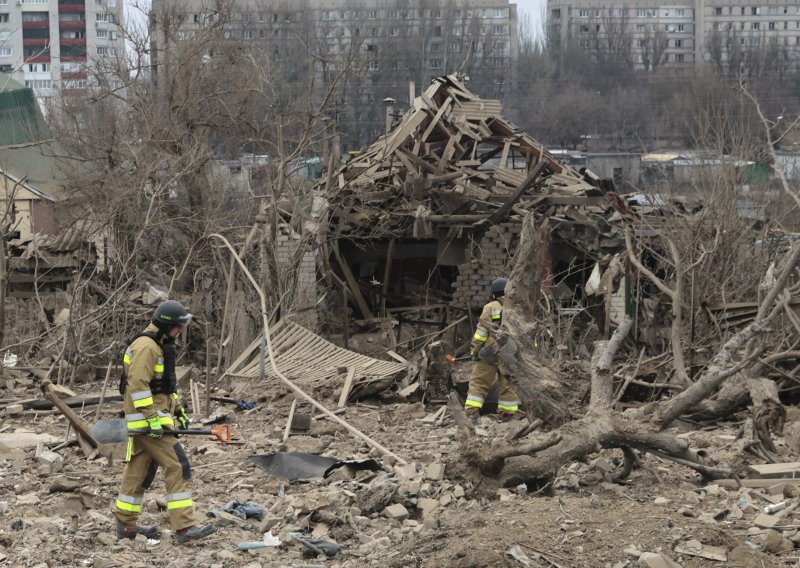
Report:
249,452,382,481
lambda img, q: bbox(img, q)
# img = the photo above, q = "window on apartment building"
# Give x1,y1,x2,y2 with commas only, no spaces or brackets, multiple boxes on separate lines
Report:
390,27,398,36
675,39,682,47
430,42,441,52
676,8,685,17
664,9,670,17
453,9,461,18
636,24,645,31
366,10,376,19
712,22,720,30
752,21,760,29
769,6,778,15
551,9,560,19
433,26,442,36
0,14,7,23
579,9,590,18
430,9,441,18
785,21,789,29
635,39,644,47
429,57,442,69
580,24,589,32
0,48,10,57
492,57,503,66
493,24,506,34
481,26,487,34
769,21,776,29
0,30,9,41
96,29,109,38
193,14,200,23
751,7,760,15
259,29,265,38
453,27,461,35
797,20,800,28
494,8,505,18
23,12,48,22
785,36,790,44
741,7,746,15
369,27,376,36
753,36,761,45
0,0,7,5
243,29,253,39
714,7,722,15
387,10,398,18
223,30,231,38
451,41,461,52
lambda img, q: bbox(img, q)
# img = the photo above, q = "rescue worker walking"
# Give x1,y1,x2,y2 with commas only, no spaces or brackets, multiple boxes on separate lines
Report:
114,300,216,544
464,278,520,425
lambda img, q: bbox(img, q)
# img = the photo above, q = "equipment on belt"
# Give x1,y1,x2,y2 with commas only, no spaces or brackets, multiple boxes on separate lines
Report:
91,419,233,445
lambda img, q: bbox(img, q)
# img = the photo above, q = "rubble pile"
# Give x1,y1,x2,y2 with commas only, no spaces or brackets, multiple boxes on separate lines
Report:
1,365,799,567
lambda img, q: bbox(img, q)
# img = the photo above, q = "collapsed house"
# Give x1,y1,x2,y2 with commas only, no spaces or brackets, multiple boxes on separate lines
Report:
321,75,657,341
0,74,97,299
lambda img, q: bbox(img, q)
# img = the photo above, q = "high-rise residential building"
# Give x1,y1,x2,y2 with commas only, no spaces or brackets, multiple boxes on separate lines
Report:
548,0,800,74
0,0,126,110
150,0,518,151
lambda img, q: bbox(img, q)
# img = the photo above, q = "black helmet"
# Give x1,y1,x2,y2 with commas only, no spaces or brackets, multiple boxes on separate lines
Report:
491,277,507,296
153,300,192,328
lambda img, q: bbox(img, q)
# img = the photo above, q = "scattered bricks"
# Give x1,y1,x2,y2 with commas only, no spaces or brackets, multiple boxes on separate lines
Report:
591,458,614,474
424,463,445,481
397,463,420,480
416,498,438,518
754,513,782,529
453,485,465,498
4,404,22,416
653,497,670,506
766,483,787,496
383,504,409,521
637,552,682,568
36,451,64,474
762,529,794,553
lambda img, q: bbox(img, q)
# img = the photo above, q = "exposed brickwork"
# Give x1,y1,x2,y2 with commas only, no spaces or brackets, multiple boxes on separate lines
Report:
451,221,521,309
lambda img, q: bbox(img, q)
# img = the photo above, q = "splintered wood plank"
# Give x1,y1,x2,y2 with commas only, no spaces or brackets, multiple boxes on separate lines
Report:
748,462,800,478
438,135,457,173
421,97,452,142
499,140,511,169
338,367,357,408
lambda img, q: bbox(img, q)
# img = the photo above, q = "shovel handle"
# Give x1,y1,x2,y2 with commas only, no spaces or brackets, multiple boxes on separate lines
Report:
129,424,233,444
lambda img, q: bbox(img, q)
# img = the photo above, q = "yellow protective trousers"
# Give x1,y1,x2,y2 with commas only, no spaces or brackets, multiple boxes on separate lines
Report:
114,433,195,531
465,360,519,414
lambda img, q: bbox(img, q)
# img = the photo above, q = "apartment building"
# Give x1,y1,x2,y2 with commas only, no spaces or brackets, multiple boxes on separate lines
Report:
150,0,518,149
548,0,800,73
0,0,125,109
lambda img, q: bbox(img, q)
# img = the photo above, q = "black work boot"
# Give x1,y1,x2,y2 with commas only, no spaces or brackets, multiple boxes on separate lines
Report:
116,520,162,540
175,523,216,544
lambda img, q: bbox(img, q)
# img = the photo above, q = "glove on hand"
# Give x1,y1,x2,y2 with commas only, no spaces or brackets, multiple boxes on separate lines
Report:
469,350,479,361
175,406,190,430
146,416,163,439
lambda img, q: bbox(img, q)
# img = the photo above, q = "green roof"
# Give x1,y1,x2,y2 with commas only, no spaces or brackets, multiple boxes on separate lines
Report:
0,73,67,199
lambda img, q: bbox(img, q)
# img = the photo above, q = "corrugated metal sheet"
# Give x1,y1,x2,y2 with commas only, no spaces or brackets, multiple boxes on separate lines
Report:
227,320,407,388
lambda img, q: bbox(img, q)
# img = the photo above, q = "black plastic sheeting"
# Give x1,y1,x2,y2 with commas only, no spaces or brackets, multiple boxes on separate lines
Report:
249,452,382,480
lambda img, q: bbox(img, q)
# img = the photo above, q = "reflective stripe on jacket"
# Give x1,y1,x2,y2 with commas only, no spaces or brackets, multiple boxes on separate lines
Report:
470,299,503,353
122,323,179,432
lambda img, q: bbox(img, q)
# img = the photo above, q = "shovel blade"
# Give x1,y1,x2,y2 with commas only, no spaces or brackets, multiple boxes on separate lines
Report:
90,419,129,444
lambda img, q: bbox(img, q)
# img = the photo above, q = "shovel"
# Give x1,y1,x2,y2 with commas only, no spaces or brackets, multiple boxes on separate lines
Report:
91,419,233,444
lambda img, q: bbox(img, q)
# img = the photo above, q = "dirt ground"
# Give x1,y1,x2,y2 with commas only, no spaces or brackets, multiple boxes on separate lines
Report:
1,368,798,568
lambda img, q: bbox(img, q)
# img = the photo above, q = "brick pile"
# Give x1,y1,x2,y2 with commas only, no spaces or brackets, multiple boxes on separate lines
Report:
451,221,521,308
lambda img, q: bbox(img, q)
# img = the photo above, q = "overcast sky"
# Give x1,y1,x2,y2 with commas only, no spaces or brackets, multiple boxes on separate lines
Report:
514,0,545,41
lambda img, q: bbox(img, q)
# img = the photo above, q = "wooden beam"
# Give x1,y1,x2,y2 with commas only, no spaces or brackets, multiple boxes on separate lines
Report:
332,240,373,321
338,367,356,409
41,380,98,448
283,399,297,442
486,160,548,226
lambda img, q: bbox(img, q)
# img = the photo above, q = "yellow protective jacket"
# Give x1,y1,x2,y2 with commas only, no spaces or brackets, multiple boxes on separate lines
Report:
122,323,178,432
470,299,503,353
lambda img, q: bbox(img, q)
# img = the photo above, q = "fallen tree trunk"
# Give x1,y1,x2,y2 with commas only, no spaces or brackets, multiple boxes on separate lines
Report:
457,212,795,492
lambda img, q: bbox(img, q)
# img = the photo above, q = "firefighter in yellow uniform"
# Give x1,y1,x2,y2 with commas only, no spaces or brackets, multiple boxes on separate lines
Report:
114,300,216,544
465,278,519,424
